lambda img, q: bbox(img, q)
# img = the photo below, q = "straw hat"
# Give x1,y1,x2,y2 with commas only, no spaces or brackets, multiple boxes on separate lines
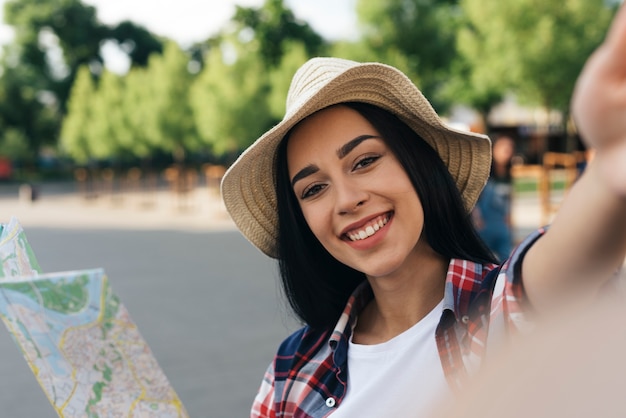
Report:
221,57,492,258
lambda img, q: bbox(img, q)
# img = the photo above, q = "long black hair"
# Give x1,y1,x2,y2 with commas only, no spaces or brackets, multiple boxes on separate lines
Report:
275,102,497,329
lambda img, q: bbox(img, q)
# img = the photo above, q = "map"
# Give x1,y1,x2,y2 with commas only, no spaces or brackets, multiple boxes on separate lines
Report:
0,219,189,417
0,217,42,279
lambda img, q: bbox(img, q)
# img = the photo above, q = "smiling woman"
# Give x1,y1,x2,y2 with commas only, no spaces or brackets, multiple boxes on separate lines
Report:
219,5,626,416
286,105,431,282
221,57,500,417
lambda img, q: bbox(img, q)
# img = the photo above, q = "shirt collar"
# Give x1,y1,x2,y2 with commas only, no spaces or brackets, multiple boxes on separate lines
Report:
328,258,489,348
443,258,490,322
328,280,372,350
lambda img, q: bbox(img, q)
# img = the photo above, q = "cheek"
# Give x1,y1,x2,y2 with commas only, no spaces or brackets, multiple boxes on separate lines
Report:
300,205,333,244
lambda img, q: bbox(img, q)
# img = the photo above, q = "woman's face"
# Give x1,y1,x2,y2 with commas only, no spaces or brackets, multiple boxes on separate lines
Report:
286,105,430,279
493,136,514,164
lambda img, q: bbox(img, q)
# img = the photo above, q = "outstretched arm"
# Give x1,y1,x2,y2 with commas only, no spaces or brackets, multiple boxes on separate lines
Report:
522,4,626,310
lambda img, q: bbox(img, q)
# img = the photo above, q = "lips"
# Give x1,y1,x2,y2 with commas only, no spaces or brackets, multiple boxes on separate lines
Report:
343,213,391,242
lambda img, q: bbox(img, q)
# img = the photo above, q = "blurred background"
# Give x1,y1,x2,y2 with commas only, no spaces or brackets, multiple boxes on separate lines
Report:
0,0,622,416
0,0,620,195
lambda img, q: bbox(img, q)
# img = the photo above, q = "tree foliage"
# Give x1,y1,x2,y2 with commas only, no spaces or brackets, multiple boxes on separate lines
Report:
190,41,273,157
59,65,95,163
0,64,60,163
188,0,331,158
108,21,164,67
266,41,308,119
87,69,128,160
0,0,163,166
119,66,155,159
232,0,326,68
61,43,199,164
459,0,614,114
140,41,198,163
3,0,620,173
356,0,462,111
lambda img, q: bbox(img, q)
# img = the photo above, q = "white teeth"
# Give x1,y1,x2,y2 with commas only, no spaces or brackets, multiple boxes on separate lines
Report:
346,215,389,241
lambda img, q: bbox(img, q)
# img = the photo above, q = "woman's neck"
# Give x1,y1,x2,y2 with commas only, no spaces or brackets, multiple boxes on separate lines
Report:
353,253,448,345
493,161,510,179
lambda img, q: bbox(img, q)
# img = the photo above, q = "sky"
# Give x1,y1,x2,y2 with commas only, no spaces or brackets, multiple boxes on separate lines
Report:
0,0,359,46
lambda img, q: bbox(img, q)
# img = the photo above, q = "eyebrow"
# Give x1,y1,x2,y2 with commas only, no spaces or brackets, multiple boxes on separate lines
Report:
291,164,319,188
336,135,380,159
291,134,380,188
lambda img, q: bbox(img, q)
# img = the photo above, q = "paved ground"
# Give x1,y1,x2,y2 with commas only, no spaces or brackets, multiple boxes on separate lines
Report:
0,181,546,417
0,181,236,232
0,182,301,417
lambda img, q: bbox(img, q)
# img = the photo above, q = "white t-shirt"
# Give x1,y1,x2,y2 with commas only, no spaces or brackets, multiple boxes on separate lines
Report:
331,299,451,417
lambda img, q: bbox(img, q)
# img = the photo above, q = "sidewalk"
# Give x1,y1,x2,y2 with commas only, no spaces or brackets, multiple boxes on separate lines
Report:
0,182,236,232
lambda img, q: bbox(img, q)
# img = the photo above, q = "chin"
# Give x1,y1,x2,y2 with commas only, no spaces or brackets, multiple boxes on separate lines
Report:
358,260,407,280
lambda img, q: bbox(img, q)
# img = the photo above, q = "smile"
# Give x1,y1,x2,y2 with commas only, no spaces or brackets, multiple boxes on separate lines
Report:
345,213,391,241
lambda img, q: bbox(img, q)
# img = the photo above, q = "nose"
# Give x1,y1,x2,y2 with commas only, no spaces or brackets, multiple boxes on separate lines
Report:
335,179,368,215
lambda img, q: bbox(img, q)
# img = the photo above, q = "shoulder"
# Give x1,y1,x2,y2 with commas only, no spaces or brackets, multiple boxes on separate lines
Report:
274,325,333,370
489,227,549,332
446,259,500,301
499,227,549,291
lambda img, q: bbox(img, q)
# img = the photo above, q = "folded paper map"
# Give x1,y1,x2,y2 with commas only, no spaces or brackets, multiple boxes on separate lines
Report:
0,217,41,278
0,218,189,417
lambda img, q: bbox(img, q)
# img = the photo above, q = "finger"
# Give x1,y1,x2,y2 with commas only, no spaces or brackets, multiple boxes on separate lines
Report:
578,4,626,83
604,3,626,53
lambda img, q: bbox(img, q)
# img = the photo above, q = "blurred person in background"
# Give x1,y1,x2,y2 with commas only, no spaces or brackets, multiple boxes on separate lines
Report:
472,135,515,261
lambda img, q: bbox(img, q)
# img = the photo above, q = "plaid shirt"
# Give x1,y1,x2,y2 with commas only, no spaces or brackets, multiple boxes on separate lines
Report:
251,229,546,418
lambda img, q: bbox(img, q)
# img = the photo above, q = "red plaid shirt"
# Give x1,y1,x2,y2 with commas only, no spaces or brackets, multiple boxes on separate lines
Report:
251,229,546,418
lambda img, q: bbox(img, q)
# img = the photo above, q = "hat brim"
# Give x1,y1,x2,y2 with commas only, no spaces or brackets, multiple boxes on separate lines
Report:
221,61,492,258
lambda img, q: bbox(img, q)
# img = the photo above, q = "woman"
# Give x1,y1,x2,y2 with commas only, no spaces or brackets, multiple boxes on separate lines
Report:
472,135,515,261
220,5,626,417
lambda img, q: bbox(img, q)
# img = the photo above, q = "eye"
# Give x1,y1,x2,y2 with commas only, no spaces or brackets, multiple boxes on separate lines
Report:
353,155,380,170
301,183,327,199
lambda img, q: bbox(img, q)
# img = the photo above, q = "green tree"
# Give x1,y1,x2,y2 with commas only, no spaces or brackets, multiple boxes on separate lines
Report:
88,70,128,160
119,66,155,159
0,128,30,161
140,41,198,164
190,43,272,157
266,41,308,120
59,65,95,163
356,0,462,111
1,0,164,167
459,0,614,118
107,21,164,68
441,0,509,131
4,0,105,107
0,61,60,163
232,0,326,68
4,0,163,100
187,0,329,160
